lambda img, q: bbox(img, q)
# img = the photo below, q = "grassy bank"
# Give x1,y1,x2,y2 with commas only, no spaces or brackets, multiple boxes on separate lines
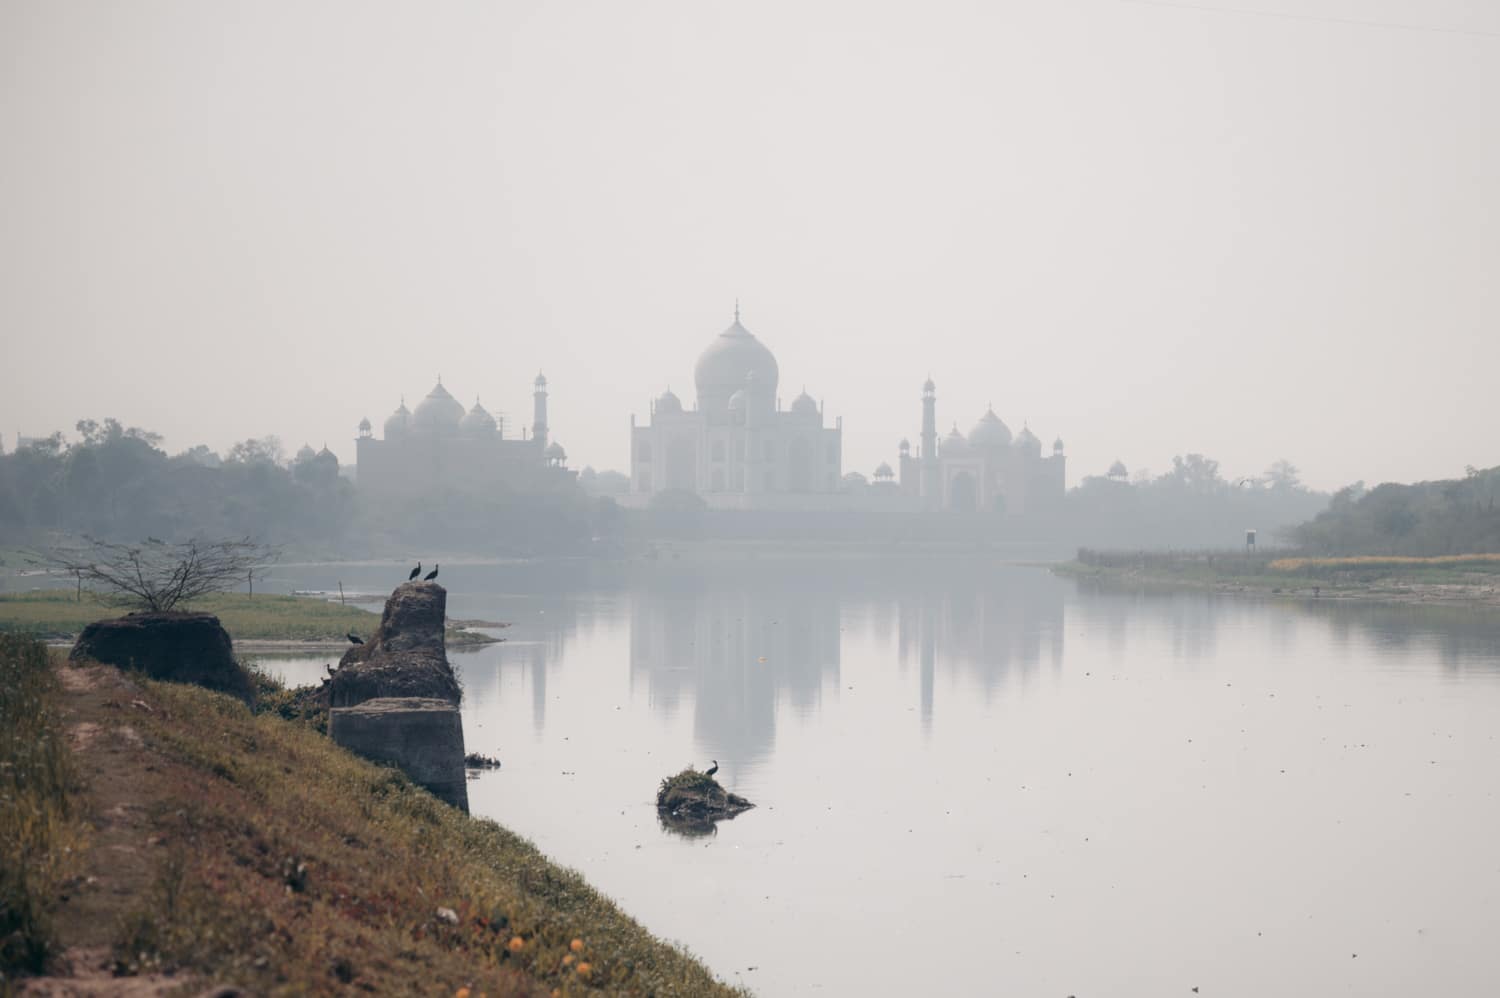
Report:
1057,549,1500,605
0,635,85,981
7,639,741,995
0,589,498,646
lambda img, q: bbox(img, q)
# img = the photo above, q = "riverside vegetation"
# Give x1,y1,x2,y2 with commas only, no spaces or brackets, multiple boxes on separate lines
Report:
1,634,742,995
1061,548,1500,606
0,589,498,646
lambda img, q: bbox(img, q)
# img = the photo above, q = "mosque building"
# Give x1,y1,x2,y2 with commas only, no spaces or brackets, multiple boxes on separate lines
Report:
892,378,1066,513
629,307,843,508
355,374,570,496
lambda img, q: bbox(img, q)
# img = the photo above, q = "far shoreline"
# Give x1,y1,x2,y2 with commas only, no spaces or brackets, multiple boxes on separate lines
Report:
1054,556,1500,610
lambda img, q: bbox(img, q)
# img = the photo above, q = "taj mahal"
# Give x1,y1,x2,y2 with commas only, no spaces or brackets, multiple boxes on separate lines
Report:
625,309,1065,513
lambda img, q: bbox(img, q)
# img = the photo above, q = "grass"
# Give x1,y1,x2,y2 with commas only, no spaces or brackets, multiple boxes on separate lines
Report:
37,660,743,995
1269,554,1500,574
1060,547,1500,598
0,589,498,646
0,635,84,982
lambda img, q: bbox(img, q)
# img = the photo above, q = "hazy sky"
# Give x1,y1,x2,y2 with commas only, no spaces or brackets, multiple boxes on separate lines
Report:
3,0,1496,490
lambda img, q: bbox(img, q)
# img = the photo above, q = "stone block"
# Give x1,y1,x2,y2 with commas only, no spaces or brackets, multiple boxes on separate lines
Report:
330,696,469,812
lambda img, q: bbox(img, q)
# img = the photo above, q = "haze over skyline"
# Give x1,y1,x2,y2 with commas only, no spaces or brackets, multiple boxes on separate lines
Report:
3,0,1496,491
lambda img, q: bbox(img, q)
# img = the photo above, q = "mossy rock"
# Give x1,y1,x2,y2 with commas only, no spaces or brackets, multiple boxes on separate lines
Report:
656,768,754,834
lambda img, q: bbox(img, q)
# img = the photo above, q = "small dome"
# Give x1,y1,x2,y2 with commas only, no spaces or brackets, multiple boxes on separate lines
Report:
899,438,911,453
461,399,497,436
413,381,465,434
791,391,818,416
943,425,969,456
535,371,547,388
384,401,411,438
656,389,683,414
316,444,337,462
968,408,1012,450
923,377,936,394
545,441,566,461
358,417,372,433
1015,425,1041,455
695,310,779,408
1053,436,1065,453
295,443,316,462
874,461,894,480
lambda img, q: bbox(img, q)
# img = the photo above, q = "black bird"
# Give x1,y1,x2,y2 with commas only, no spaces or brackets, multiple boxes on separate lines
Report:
346,632,363,645
424,563,440,582
408,561,421,581
704,760,719,778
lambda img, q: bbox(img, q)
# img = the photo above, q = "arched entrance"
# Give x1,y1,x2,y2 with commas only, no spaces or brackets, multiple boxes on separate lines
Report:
666,438,697,491
949,471,978,512
788,437,812,492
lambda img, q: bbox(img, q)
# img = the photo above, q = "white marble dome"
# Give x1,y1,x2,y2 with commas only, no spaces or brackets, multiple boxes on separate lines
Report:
384,402,411,438
461,399,497,436
695,311,779,408
968,408,1012,450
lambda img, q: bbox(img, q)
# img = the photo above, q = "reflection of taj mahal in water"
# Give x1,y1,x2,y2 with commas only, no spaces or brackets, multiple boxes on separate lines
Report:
626,308,1066,513
627,564,1066,768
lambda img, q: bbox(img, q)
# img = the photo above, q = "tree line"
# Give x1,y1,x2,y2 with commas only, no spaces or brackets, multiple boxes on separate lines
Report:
0,419,598,557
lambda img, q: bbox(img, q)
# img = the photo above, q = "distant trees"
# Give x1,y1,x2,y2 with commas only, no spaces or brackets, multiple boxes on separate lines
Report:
1293,467,1500,555
1263,459,1302,491
0,417,602,557
1067,452,1328,549
0,419,352,550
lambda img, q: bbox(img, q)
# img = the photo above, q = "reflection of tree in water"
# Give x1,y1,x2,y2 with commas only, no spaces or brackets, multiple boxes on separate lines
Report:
1066,578,1500,675
1303,599,1500,671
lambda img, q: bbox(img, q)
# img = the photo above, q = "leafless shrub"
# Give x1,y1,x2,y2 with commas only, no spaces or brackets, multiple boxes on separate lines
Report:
52,536,278,612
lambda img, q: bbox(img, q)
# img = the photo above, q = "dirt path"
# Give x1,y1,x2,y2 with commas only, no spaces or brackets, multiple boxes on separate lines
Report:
21,666,201,996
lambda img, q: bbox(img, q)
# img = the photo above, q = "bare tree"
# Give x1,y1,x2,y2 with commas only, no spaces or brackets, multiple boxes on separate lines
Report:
52,536,278,613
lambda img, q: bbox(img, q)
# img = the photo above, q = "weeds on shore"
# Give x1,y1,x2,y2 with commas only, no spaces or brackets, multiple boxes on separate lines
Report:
1270,553,1500,573
103,677,744,995
0,636,82,980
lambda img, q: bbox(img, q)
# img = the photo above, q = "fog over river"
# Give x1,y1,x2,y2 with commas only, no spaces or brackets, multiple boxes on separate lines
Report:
256,560,1500,996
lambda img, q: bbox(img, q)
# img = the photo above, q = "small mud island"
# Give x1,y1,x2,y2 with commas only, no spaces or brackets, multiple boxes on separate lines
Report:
657,767,754,835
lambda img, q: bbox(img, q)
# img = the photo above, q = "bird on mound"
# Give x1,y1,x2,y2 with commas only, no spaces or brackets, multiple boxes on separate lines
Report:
407,561,421,581
345,632,363,645
424,563,440,582
704,760,719,778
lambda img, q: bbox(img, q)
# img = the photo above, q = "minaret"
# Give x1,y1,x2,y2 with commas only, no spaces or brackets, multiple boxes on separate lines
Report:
920,377,938,506
532,372,549,448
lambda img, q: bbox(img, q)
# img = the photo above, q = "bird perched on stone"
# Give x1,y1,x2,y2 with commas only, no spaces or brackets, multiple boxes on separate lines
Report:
408,561,422,581
346,632,363,645
705,760,719,778
424,563,440,581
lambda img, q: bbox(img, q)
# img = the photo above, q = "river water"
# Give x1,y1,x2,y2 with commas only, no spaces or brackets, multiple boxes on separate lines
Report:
253,559,1500,997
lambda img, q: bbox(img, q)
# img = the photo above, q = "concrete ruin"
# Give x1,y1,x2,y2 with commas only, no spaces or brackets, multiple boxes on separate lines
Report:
327,581,469,811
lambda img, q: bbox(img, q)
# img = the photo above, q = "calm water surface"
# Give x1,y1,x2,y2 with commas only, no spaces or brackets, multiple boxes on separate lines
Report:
255,560,1500,997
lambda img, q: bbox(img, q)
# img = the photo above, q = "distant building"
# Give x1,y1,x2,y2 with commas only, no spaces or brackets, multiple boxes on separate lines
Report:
292,443,341,486
355,375,570,497
895,378,1065,513
624,310,1065,514
629,307,843,508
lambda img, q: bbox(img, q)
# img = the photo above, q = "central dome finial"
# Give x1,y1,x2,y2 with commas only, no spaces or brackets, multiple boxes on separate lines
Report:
734,299,740,323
